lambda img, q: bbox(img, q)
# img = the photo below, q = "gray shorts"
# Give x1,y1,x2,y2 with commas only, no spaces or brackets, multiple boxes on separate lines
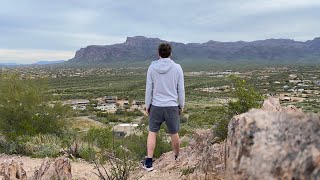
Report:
149,105,180,134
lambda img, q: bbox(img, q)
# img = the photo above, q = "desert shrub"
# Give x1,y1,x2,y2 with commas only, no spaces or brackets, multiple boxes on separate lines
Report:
188,106,225,127
0,141,22,154
181,140,189,148
97,113,119,122
0,74,70,141
84,127,113,150
79,143,98,162
123,128,171,160
181,166,196,176
94,147,136,180
59,129,78,149
179,127,189,137
180,113,188,123
227,76,263,115
213,76,263,140
4,134,63,157
23,134,62,157
115,109,143,117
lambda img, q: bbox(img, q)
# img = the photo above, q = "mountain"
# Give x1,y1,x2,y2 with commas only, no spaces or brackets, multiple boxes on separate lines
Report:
0,60,65,66
0,63,20,66
68,36,320,64
33,60,65,65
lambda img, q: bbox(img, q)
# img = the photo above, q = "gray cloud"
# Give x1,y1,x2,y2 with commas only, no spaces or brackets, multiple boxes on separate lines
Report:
0,0,319,63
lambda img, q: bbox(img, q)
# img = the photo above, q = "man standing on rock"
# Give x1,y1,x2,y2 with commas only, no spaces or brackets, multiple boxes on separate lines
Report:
143,43,185,171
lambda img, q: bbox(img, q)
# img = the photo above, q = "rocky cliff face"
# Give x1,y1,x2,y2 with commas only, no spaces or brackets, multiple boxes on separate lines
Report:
69,36,320,63
226,99,320,179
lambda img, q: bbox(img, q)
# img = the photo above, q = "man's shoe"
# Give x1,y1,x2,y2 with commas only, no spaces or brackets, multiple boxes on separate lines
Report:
142,158,154,172
174,154,179,161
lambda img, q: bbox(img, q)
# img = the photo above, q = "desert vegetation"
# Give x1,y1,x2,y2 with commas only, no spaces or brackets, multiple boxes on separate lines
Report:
0,64,319,179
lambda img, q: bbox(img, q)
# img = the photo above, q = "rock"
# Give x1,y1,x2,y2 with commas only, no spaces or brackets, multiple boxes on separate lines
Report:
262,97,301,113
33,157,72,180
0,159,27,180
226,109,320,180
130,130,226,180
282,105,302,113
67,142,80,158
69,36,320,64
261,97,282,111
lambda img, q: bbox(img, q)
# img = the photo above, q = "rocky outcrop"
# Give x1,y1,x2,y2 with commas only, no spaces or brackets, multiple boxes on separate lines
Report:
130,130,226,180
226,108,320,179
33,157,72,180
68,36,320,63
0,155,96,180
0,159,27,180
262,97,301,113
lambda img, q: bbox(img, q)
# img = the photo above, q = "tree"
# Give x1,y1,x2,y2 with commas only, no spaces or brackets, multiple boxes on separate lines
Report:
0,74,69,141
214,75,263,140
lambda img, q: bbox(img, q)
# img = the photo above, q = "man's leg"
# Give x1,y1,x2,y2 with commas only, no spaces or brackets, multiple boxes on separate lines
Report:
170,133,180,157
147,131,157,158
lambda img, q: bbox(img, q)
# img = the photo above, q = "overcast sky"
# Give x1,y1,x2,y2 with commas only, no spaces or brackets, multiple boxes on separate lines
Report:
1,0,320,63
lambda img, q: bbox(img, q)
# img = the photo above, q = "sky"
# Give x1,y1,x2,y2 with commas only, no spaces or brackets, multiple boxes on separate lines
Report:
1,0,320,64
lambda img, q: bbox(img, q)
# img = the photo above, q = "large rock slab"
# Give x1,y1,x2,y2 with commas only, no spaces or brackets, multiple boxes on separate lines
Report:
262,97,301,113
130,130,226,180
33,157,72,180
226,109,320,180
0,159,27,180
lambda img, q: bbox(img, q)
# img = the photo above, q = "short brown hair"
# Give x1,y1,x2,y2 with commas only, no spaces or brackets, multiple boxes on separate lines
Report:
158,43,172,58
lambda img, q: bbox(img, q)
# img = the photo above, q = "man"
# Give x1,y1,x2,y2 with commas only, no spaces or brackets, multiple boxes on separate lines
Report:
143,43,185,171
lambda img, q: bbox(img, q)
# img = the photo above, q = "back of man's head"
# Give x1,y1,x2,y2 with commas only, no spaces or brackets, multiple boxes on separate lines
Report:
158,43,172,58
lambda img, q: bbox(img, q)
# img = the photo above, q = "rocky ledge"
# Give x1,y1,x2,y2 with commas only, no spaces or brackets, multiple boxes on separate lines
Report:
226,98,320,179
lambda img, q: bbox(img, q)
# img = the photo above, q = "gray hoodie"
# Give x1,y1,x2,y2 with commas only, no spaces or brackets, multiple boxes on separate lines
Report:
145,58,185,109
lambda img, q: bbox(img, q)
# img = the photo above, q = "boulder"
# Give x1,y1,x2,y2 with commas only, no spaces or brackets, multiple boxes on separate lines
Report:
262,97,301,113
33,157,72,180
226,109,320,179
130,130,226,180
0,159,27,180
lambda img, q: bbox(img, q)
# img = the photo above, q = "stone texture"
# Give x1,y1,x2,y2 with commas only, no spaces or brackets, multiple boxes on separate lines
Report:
0,159,27,180
226,109,320,180
262,97,301,113
33,157,72,180
261,97,282,111
69,36,320,64
130,130,226,180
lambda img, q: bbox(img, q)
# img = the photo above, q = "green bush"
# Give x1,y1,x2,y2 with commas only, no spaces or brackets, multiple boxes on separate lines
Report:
79,143,98,162
124,129,171,160
213,76,263,140
84,127,113,149
227,76,263,115
188,106,225,127
94,147,136,180
0,74,70,141
4,134,63,157
179,127,189,137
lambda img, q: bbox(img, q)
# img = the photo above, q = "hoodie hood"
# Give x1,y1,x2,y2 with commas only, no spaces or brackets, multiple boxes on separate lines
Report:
151,58,175,74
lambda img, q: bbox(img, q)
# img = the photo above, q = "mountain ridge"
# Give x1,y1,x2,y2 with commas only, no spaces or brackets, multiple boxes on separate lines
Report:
68,36,320,64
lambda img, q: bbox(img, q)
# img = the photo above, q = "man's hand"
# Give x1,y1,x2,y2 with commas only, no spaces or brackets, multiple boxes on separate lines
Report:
179,108,183,115
145,107,150,116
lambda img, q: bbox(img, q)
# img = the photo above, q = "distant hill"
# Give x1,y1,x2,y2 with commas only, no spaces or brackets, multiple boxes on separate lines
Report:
68,36,320,64
0,60,65,66
33,60,65,65
0,63,20,66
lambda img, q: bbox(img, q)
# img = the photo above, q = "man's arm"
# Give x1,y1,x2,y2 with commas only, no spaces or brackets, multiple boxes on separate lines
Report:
145,66,153,114
177,65,185,111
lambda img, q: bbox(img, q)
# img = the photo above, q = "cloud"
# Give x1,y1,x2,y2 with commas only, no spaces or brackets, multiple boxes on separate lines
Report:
0,0,319,62
0,49,74,64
